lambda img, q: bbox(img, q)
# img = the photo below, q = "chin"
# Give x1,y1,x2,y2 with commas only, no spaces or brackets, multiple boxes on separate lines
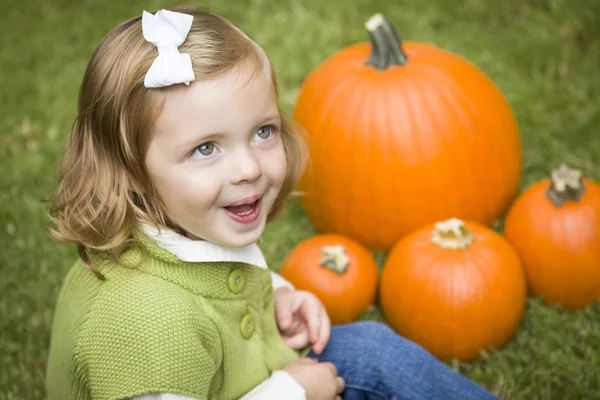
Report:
222,234,261,248
219,224,265,248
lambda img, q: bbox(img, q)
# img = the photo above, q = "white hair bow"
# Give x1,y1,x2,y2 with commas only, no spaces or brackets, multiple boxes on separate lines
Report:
142,9,195,88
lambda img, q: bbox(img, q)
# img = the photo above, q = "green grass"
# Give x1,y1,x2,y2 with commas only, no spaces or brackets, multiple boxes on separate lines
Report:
1,0,599,398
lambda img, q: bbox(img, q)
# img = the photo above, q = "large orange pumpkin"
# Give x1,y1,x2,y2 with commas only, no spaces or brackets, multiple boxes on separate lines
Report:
379,218,527,361
293,13,522,252
279,234,379,325
503,164,600,309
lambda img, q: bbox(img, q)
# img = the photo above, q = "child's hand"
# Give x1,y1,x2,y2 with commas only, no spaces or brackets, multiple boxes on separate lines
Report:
283,358,345,400
273,287,331,354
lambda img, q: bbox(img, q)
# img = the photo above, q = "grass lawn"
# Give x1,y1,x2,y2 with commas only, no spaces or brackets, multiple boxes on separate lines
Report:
1,0,600,398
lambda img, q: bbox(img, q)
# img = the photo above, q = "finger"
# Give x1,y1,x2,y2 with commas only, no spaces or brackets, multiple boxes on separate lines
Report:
280,318,307,342
284,317,303,336
336,377,345,394
277,297,303,333
274,297,294,330
313,307,331,355
281,330,310,349
281,323,308,341
321,361,338,377
299,296,322,343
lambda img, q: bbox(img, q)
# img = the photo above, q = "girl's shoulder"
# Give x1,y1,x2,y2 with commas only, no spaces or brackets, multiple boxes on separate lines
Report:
55,252,215,335
48,259,223,399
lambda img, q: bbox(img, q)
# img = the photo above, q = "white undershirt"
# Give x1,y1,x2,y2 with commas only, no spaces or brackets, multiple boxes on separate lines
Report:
127,225,305,400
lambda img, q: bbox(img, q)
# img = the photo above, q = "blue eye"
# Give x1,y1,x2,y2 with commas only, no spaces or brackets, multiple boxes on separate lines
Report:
191,142,216,158
254,125,274,141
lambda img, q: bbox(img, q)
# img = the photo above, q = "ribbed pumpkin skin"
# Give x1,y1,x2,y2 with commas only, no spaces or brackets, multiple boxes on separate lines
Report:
379,221,527,361
503,178,600,309
294,42,522,251
279,234,379,325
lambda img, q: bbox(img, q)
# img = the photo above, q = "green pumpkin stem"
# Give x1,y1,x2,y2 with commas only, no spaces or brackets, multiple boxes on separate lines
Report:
365,13,408,70
319,245,350,274
546,163,586,207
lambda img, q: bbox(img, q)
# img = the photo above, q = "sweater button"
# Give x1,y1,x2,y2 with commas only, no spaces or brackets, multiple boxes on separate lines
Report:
228,269,246,294
240,314,255,339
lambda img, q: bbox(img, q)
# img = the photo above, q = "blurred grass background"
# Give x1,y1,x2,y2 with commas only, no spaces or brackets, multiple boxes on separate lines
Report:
1,0,599,398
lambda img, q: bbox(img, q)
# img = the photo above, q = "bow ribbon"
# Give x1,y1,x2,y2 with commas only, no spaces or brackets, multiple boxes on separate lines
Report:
142,9,195,88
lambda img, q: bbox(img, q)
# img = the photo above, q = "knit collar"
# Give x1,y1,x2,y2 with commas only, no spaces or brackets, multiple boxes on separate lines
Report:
139,224,268,269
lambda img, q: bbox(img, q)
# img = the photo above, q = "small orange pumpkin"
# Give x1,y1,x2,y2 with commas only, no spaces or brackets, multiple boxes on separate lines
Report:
293,13,522,252
279,234,379,325
380,218,527,361
503,164,600,309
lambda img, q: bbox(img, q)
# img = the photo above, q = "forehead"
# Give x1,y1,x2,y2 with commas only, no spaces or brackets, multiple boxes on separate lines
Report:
153,62,276,137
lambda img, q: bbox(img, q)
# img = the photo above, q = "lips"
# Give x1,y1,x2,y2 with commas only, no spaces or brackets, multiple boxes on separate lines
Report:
224,194,263,224
226,194,263,207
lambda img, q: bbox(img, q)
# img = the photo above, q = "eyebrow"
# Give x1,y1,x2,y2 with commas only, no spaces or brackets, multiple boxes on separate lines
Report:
262,112,281,124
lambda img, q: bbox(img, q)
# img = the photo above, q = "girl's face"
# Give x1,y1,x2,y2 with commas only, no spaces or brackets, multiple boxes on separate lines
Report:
144,63,287,247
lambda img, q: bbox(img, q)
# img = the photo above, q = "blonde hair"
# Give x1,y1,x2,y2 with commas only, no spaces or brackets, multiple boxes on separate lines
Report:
46,5,307,276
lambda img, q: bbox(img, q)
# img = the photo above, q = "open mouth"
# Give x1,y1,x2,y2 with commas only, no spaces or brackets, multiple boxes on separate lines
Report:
224,200,258,216
223,195,262,224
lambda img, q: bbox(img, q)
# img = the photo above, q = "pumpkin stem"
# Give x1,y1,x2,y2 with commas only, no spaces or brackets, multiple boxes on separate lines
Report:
546,163,586,207
365,13,408,70
431,218,474,250
319,245,350,274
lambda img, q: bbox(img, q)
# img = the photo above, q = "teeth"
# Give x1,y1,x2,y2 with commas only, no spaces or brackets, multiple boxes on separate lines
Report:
236,202,255,216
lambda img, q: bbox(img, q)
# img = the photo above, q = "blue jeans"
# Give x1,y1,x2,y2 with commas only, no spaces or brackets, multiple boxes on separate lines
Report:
307,321,499,400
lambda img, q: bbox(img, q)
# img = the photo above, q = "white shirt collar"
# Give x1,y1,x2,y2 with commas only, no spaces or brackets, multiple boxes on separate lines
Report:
139,224,268,269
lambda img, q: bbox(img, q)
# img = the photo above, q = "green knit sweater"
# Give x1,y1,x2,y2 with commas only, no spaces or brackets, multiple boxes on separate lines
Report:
46,231,301,400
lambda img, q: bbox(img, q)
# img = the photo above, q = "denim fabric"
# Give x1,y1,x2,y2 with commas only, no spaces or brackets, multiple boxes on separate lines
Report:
308,322,500,400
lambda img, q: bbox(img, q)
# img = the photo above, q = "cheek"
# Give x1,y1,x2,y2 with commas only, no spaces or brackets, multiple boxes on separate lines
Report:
148,165,220,215
269,145,288,187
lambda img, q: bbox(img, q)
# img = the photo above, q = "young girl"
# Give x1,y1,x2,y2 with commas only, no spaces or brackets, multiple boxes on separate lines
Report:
46,6,500,400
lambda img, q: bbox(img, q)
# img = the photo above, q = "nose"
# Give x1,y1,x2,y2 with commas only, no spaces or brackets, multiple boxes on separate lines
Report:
229,147,262,184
